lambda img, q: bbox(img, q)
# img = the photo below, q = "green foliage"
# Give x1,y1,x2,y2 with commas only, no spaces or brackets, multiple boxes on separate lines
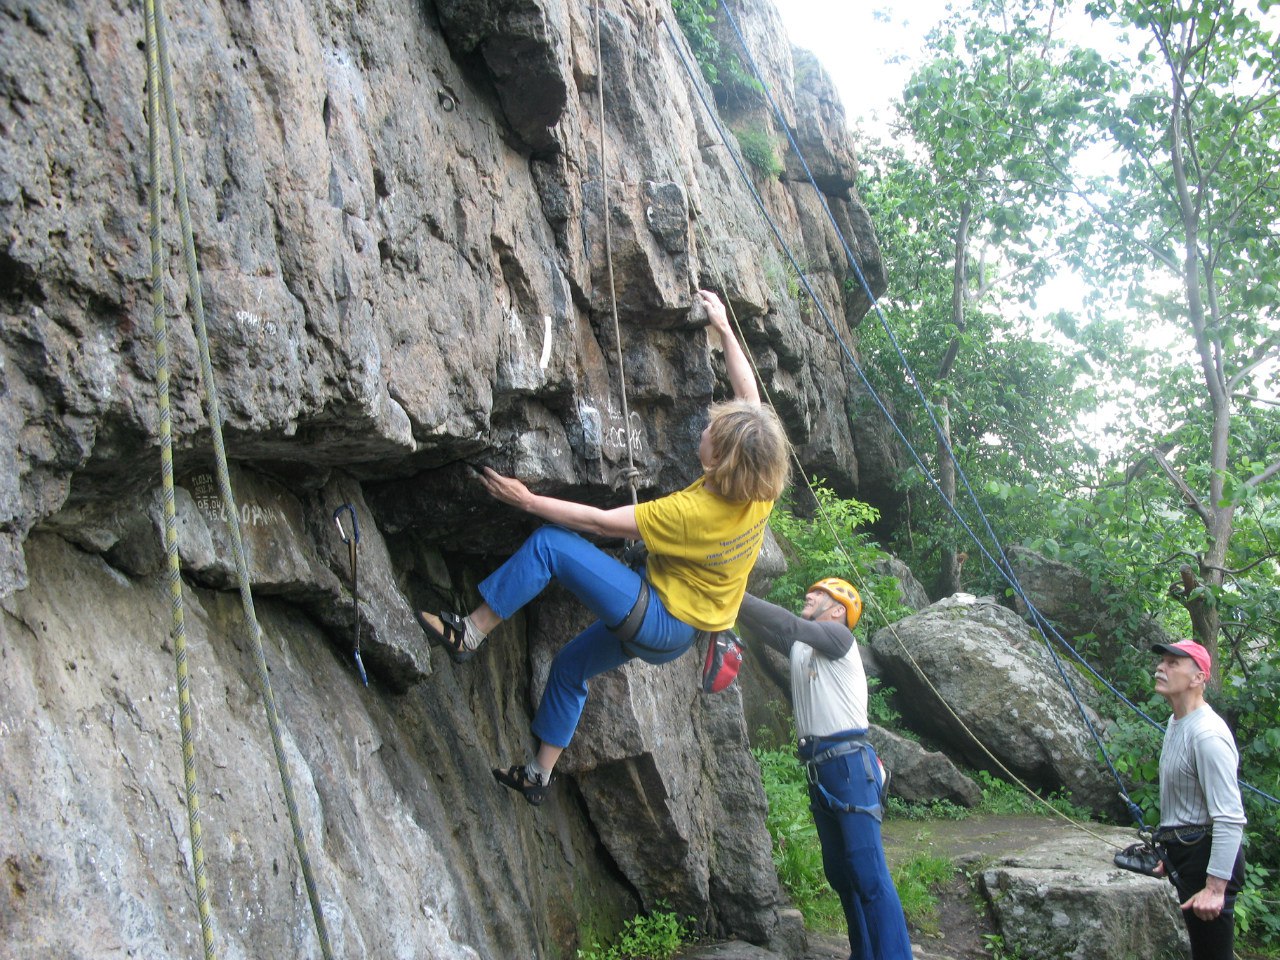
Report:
866,675,905,731
732,125,783,179
885,796,971,821
859,0,1112,594
972,771,1093,820
669,0,762,104
575,903,691,960
768,482,913,632
982,932,1026,960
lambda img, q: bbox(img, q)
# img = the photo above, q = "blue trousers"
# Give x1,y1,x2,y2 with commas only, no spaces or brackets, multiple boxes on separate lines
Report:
478,526,697,748
806,743,913,960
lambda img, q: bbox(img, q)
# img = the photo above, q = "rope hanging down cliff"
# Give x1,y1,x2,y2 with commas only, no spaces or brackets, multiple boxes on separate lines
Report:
143,4,217,956
593,0,643,505
143,0,339,954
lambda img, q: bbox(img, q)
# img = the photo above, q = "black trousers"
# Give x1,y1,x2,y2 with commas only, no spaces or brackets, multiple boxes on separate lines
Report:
1164,837,1246,960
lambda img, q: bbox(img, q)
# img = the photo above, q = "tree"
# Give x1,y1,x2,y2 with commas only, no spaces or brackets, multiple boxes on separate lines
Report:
1080,0,1280,681
859,0,1110,596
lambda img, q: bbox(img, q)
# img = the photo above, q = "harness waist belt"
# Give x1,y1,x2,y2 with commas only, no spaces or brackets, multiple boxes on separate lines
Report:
609,580,652,654
1154,824,1212,845
804,738,868,767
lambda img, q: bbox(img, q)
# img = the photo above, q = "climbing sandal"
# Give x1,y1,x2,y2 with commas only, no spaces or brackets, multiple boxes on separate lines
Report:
1113,842,1160,877
492,765,549,806
414,609,474,664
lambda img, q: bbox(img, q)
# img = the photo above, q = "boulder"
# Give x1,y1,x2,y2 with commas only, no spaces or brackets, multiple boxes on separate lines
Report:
978,829,1189,960
872,554,932,612
869,595,1122,817
868,725,982,808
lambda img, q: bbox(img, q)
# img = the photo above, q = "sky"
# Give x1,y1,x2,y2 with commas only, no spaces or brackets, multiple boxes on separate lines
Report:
769,1,956,133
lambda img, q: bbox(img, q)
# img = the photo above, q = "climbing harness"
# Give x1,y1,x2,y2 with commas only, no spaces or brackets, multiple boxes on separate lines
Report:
333,504,368,686
609,579,651,652
799,733,887,822
143,0,336,954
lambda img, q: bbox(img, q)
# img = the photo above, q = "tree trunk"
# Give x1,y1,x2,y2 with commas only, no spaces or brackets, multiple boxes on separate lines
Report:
1166,41,1232,690
936,202,971,599
937,400,961,597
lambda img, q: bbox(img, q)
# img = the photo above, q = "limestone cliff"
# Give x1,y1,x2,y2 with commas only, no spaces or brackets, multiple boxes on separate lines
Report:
0,0,888,956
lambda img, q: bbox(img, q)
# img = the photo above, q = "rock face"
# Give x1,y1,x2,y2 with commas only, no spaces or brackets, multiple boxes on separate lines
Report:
978,830,1189,960
0,0,891,956
869,595,1122,817
1007,545,1179,672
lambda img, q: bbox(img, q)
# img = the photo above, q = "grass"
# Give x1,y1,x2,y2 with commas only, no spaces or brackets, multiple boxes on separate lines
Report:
732,125,784,178
971,770,1093,819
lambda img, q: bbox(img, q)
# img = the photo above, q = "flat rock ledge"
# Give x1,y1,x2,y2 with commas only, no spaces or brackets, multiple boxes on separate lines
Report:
976,827,1189,960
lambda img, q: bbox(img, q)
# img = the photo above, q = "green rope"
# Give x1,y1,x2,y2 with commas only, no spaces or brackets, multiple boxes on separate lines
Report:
144,4,217,957
147,0,336,954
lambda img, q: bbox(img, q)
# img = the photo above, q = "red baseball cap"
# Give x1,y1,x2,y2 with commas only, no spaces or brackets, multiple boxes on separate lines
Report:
1151,640,1212,678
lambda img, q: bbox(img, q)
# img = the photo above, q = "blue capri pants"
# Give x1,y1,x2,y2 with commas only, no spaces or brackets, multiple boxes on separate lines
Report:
478,526,698,748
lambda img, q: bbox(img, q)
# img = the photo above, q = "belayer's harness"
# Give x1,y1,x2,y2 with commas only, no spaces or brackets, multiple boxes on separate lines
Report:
1114,822,1212,889
799,731,887,821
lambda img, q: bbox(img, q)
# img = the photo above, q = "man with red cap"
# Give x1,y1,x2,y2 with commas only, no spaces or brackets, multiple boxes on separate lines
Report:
737,579,913,960
1151,639,1247,960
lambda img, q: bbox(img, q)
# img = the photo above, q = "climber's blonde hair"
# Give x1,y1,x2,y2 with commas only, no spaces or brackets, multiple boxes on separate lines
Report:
704,400,789,503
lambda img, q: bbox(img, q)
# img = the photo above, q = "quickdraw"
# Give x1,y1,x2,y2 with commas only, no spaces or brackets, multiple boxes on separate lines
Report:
333,504,367,686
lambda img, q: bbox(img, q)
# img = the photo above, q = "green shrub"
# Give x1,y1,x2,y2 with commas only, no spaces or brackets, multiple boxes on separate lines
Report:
972,770,1092,819
733,125,784,179
576,904,691,960
669,0,762,104
767,481,914,633
885,796,970,821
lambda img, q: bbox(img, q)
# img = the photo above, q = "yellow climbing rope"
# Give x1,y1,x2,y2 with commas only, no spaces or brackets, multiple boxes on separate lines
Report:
143,4,216,957
143,0,338,953
593,0,642,505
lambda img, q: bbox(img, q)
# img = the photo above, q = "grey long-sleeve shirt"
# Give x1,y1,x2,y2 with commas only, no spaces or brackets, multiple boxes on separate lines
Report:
1159,703,1247,879
736,593,868,737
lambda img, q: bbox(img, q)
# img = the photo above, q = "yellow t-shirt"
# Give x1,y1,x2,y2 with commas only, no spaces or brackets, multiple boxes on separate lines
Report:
634,476,773,632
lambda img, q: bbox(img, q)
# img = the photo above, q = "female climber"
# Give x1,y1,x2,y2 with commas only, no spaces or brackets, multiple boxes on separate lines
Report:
415,289,789,805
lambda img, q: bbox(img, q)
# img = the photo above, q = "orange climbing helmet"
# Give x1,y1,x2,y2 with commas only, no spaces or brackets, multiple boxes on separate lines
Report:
808,577,862,630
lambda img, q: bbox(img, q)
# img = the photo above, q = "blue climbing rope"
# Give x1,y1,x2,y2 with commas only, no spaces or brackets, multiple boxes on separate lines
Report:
667,5,1279,812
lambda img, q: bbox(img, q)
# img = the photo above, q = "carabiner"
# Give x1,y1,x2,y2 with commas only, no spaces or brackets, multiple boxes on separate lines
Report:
333,503,359,544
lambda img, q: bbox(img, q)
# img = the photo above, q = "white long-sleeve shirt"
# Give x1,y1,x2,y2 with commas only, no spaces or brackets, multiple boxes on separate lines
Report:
736,593,867,738
1159,703,1247,879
